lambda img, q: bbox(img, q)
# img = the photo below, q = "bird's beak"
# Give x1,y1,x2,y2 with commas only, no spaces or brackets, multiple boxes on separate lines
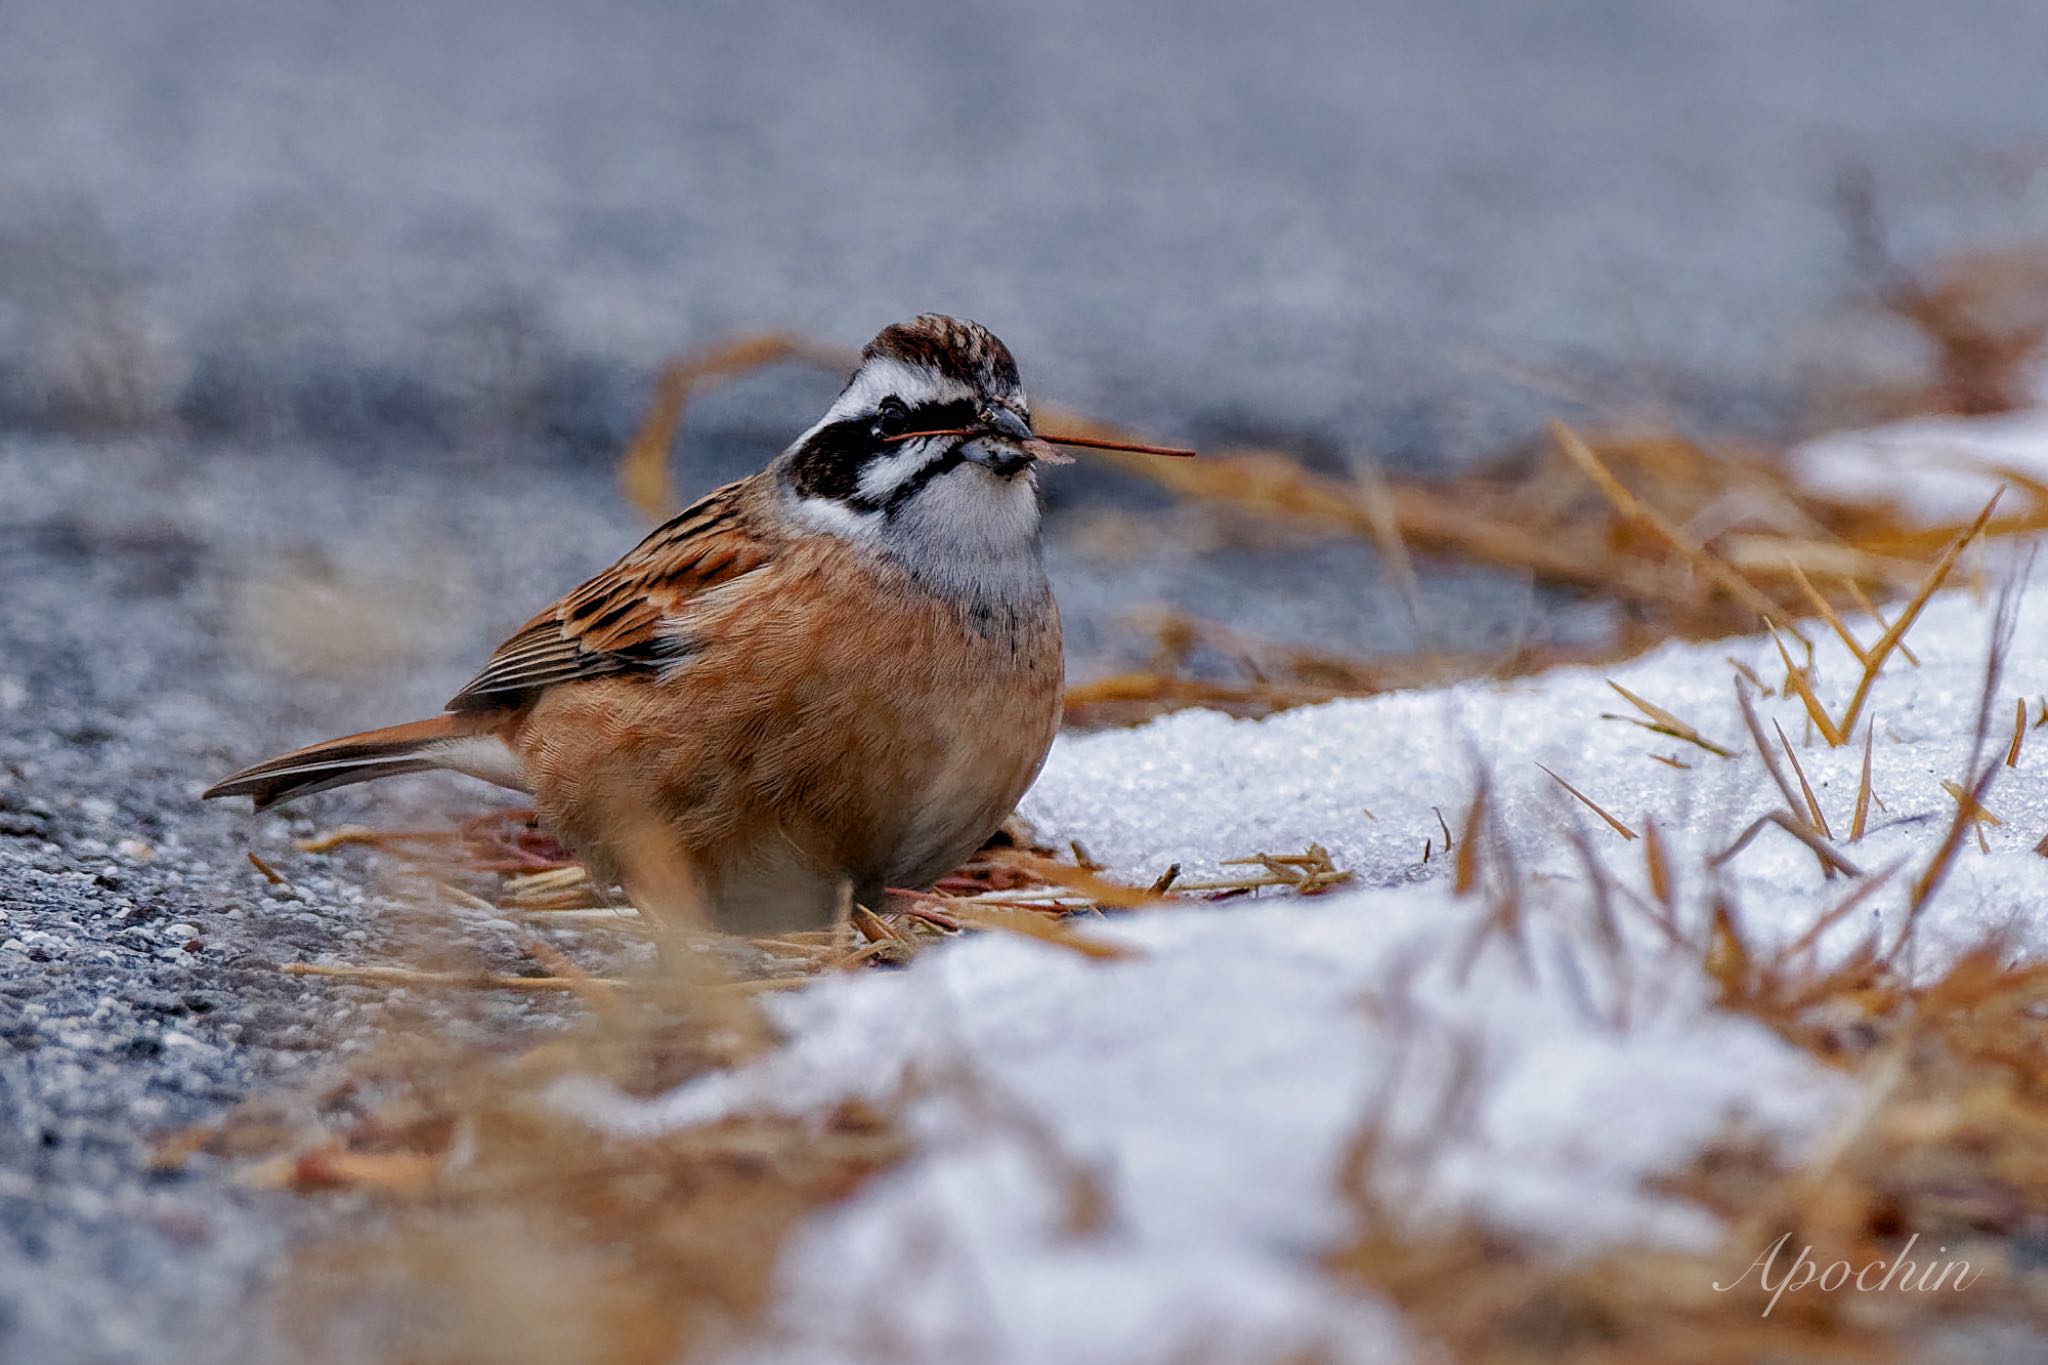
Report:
964,407,1070,476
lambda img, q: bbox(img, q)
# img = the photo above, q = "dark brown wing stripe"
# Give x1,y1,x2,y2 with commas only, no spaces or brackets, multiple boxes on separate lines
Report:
445,481,771,711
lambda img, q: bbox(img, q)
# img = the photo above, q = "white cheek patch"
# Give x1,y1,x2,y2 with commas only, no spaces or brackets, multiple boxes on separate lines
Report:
789,495,884,541
856,439,946,503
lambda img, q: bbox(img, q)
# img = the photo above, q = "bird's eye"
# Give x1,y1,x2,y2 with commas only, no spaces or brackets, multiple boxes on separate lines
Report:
873,399,910,439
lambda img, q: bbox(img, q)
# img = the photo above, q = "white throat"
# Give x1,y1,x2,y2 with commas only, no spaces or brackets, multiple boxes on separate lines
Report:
787,463,1046,606
885,465,1047,605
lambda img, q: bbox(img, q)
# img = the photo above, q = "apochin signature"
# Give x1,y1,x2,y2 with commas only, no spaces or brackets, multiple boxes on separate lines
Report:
1714,1232,1982,1317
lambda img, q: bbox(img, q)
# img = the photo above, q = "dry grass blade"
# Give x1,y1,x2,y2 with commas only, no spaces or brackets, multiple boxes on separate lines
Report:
850,904,910,946
2008,696,2027,767
1060,671,1356,722
1892,760,2001,961
1835,490,2002,742
1940,448,2048,505
1889,570,2024,956
1773,718,1834,840
1208,844,1353,893
1734,678,1811,827
1719,535,1934,587
297,825,459,854
1061,614,1655,727
281,962,624,993
1842,577,1920,666
1034,415,1684,608
1452,783,1489,896
1852,717,1877,841
1604,680,1734,757
278,962,810,996
1536,764,1637,841
618,331,856,518
897,904,963,933
1939,779,2004,828
982,850,1160,908
828,939,903,972
500,865,607,913
246,850,289,885
1712,811,1863,879
241,1148,441,1196
1703,899,1755,1002
1786,560,1870,664
941,903,1138,960
1551,420,1800,640
519,937,625,1013
1768,622,1845,746
1641,816,1675,911
1456,804,1538,984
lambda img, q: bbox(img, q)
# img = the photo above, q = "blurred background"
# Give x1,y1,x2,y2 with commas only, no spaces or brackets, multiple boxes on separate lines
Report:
9,0,2048,674
8,2,2048,1360
7,0,2048,672
7,2,2048,447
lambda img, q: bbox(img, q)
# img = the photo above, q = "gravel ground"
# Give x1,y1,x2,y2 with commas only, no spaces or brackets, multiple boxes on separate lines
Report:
6,0,2048,1360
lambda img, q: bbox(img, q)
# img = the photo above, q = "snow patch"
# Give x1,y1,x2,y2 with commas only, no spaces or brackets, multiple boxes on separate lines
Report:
554,413,2048,1363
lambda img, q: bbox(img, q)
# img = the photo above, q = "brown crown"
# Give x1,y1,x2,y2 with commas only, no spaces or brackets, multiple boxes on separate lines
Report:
862,314,1022,398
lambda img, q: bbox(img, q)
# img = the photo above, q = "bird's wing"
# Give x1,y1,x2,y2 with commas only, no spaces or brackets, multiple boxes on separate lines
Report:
447,480,774,710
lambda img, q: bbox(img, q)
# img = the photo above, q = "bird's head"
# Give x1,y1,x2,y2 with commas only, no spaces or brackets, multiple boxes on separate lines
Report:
779,314,1059,551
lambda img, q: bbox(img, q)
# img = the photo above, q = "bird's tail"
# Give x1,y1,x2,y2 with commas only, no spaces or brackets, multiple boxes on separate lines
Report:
203,713,522,811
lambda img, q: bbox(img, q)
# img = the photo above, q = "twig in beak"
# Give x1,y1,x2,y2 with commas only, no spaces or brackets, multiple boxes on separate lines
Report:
882,427,1072,465
882,428,1195,460
1022,438,1075,465
1039,432,1198,458
883,428,976,442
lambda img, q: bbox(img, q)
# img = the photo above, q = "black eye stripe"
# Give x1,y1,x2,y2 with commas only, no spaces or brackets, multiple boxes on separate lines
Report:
787,417,873,504
782,392,1032,519
788,399,986,509
882,398,978,434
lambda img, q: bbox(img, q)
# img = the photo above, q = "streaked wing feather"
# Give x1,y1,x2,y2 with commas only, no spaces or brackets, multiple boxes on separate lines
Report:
447,483,771,709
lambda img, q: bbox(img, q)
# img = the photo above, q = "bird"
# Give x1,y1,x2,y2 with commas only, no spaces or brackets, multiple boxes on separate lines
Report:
206,314,1083,936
